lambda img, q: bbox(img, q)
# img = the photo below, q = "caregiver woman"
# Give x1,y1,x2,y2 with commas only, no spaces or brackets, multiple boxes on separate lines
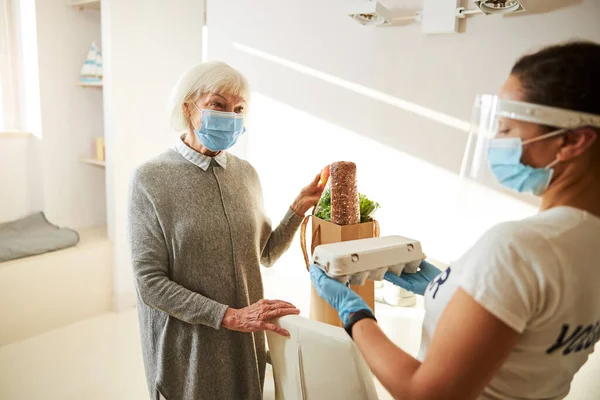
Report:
128,61,324,400
311,41,600,400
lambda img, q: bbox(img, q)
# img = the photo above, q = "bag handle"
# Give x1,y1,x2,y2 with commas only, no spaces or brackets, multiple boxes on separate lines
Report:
300,216,312,270
301,217,381,271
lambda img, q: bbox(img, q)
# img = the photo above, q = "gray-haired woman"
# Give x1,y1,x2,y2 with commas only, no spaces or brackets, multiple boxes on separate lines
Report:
128,61,324,400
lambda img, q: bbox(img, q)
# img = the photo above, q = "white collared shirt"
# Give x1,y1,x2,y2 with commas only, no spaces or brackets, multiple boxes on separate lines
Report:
174,137,227,171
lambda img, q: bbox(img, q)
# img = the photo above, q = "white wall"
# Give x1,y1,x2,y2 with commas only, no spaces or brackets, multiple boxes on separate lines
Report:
33,0,105,229
102,0,599,309
206,0,599,264
205,2,600,398
1,1,105,229
1,1,105,228
0,135,43,223
102,0,204,310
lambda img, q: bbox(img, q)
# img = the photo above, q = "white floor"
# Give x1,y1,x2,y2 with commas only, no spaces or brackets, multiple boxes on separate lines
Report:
0,302,422,400
0,309,147,400
2,244,599,400
0,246,426,400
2,296,599,400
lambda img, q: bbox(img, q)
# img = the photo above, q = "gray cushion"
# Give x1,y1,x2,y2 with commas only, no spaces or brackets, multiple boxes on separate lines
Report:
0,212,79,262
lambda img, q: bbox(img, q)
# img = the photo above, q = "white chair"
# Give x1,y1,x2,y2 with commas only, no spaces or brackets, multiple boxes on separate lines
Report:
267,315,379,400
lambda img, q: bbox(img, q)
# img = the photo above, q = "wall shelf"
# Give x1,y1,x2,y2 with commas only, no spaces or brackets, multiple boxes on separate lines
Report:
71,0,101,10
78,81,102,88
0,131,32,139
79,158,105,168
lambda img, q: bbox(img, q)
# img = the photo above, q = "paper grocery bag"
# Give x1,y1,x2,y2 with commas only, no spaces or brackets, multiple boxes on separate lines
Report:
300,216,379,327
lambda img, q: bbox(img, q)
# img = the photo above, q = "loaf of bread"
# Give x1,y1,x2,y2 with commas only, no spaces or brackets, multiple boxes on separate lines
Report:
330,161,360,225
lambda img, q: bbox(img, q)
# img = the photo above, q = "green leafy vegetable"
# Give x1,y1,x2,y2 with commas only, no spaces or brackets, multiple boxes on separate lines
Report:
359,192,380,223
314,188,332,222
314,188,380,223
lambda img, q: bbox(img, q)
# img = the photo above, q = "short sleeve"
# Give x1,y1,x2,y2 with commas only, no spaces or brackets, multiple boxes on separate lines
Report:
457,223,543,333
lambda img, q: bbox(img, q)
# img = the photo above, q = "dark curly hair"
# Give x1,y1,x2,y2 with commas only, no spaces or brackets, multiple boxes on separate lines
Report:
511,41,600,119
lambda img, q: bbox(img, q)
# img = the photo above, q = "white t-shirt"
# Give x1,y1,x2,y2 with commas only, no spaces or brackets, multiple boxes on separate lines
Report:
419,207,600,400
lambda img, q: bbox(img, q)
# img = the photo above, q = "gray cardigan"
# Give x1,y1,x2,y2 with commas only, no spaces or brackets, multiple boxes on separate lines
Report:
128,149,303,400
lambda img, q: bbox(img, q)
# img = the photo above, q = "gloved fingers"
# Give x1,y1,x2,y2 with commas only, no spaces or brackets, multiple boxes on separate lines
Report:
418,260,443,280
383,271,399,283
310,266,334,302
311,265,347,289
309,264,326,284
384,271,414,292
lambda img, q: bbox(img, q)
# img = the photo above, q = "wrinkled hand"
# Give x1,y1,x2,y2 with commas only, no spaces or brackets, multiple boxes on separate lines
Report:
310,265,371,325
222,299,300,336
384,260,442,296
291,170,327,216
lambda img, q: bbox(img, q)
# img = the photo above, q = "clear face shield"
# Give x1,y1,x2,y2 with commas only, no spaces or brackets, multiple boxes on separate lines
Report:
452,95,600,249
460,94,600,195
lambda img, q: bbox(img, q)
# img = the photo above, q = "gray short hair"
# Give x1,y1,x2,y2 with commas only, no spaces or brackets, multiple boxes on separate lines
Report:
168,61,250,132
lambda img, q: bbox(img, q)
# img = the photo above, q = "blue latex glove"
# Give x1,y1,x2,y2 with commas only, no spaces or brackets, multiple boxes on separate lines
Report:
310,265,372,325
384,260,442,296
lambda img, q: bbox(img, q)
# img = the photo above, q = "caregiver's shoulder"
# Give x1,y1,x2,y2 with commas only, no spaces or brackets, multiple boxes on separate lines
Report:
473,207,589,262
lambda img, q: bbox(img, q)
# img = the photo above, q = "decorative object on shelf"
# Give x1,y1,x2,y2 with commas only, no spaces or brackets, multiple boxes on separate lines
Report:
79,42,102,85
80,137,106,168
95,48,103,80
95,137,105,161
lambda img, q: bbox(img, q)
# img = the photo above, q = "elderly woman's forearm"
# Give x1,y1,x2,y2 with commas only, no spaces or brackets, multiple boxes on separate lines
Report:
261,207,304,267
135,263,228,329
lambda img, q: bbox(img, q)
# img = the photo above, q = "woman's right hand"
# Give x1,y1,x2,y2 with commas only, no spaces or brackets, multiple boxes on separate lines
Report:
222,299,300,336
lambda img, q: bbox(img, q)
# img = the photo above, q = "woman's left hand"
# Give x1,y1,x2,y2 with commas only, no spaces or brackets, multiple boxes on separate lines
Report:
291,171,326,216
384,260,442,296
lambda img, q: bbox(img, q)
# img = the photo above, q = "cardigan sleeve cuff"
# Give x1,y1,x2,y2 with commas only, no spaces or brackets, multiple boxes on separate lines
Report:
210,302,230,330
283,207,305,229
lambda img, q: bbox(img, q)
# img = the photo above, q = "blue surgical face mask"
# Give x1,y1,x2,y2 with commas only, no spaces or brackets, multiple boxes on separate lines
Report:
487,129,566,196
192,106,246,151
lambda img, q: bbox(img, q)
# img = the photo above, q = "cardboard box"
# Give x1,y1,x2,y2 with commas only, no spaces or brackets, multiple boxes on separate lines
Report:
301,216,379,327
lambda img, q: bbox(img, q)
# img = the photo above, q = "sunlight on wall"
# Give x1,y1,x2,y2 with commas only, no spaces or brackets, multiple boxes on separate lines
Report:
247,92,538,278
233,42,471,134
202,25,208,63
18,0,42,138
233,46,537,307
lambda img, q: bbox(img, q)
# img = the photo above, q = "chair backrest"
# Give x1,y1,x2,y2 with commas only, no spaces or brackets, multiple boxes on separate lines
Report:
267,315,379,400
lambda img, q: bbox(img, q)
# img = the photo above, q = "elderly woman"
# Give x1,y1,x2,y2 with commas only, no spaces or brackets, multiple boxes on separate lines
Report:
128,61,324,400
